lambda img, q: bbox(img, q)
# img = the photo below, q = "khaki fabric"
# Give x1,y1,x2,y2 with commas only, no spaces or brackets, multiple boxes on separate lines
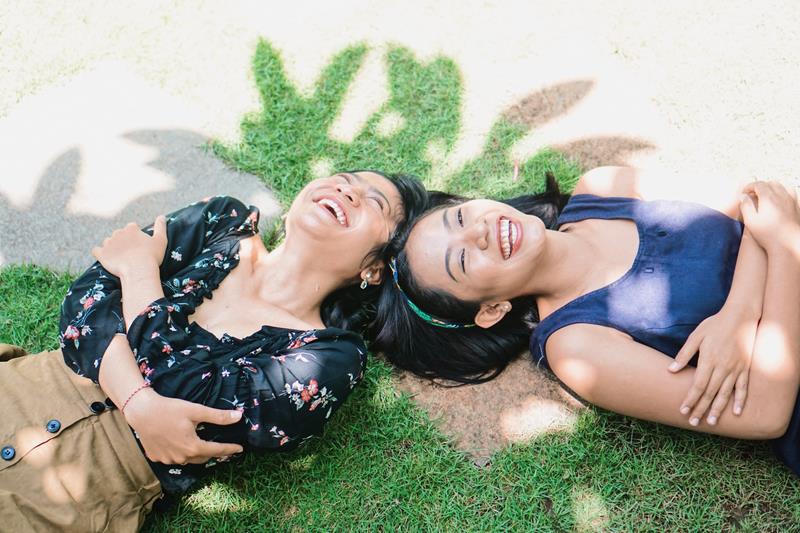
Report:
0,347,162,532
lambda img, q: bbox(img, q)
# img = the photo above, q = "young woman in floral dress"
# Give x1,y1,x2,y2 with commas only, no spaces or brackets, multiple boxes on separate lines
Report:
0,170,426,531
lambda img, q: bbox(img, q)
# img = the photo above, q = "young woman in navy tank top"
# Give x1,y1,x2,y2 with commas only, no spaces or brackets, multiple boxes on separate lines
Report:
372,166,800,477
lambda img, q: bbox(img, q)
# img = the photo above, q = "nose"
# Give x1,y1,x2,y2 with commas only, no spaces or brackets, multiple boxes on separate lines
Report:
462,217,489,250
335,182,362,207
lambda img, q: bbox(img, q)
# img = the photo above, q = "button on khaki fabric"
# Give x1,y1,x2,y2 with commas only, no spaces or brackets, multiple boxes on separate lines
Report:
0,347,162,532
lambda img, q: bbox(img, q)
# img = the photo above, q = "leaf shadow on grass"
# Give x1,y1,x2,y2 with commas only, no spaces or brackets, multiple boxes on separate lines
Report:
0,128,280,272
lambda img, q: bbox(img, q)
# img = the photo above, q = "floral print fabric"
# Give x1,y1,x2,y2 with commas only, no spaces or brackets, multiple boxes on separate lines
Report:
59,196,367,494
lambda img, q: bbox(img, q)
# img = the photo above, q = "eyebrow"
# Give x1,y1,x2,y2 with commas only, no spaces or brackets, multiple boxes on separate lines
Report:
343,172,391,213
442,208,457,282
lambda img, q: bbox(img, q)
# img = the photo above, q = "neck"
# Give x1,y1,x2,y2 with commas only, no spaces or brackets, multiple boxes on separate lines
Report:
522,228,597,308
250,240,348,324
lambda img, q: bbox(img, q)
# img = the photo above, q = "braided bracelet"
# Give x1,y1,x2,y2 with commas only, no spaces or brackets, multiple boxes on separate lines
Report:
121,382,152,414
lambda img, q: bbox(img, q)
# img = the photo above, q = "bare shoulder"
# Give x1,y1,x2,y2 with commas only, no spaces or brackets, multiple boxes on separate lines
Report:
545,324,632,389
572,166,642,198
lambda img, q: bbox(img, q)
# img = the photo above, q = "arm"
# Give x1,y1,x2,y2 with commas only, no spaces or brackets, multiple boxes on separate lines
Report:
125,302,367,451
577,166,769,421
548,188,800,438
60,196,258,381
548,309,798,440
91,219,245,464
668,228,766,423
573,166,746,217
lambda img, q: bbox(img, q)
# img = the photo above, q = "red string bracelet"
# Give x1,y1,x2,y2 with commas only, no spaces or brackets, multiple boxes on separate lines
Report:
121,382,152,414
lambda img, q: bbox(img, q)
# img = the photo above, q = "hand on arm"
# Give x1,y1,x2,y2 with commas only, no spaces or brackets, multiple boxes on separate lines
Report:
98,336,244,464
669,228,765,425
92,215,245,464
549,181,800,439
91,216,169,329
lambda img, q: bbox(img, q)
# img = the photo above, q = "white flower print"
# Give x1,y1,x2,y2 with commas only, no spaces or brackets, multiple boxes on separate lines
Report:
170,250,183,261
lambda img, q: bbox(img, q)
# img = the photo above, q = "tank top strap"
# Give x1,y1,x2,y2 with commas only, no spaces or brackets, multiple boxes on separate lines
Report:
529,293,619,368
556,194,640,226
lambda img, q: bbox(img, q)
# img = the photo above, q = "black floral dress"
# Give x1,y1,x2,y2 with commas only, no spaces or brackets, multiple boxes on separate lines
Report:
59,196,367,495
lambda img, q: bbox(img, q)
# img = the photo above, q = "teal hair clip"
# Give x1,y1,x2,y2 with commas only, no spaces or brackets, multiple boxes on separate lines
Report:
388,257,475,329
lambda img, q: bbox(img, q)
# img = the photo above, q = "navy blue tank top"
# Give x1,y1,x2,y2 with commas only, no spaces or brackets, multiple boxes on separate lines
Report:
530,194,743,367
529,194,800,477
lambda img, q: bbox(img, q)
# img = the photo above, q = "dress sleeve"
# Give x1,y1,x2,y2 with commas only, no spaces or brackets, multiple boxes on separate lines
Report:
59,196,259,382
244,330,368,451
125,310,367,452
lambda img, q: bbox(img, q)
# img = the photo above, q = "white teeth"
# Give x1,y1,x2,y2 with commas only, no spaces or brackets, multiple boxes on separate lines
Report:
500,218,511,259
319,198,347,226
510,222,518,246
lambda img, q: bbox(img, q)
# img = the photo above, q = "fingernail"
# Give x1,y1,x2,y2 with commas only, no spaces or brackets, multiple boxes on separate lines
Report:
734,405,742,415
668,362,679,372
690,417,699,426
680,406,690,415
707,416,717,425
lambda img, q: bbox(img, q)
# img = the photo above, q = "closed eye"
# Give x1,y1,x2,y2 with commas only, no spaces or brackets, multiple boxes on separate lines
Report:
369,196,385,211
460,249,466,274
457,207,463,227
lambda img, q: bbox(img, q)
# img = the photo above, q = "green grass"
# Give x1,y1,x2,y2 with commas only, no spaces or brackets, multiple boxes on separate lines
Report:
2,40,799,531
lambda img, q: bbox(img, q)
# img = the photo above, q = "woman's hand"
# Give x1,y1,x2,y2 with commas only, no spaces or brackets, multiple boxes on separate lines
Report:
740,181,800,253
123,387,244,465
92,216,168,278
669,309,757,426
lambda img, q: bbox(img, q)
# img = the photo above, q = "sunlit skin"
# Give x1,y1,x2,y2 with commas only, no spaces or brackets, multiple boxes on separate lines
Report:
405,166,800,443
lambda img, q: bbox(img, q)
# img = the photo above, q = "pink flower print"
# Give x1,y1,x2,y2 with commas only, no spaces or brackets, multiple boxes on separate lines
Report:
182,279,199,293
250,423,260,431
252,398,259,407
162,344,173,354
201,371,212,380
82,296,95,309
214,253,224,261
231,208,238,217
300,389,312,402
308,379,319,396
166,305,175,313
139,361,154,377
151,331,160,339
280,436,289,446
64,325,80,340
287,338,303,350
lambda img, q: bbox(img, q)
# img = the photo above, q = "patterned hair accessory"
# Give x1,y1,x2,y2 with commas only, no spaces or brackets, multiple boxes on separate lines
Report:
389,257,475,329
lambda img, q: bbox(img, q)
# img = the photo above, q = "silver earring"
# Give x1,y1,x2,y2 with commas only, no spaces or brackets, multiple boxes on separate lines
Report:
360,273,372,290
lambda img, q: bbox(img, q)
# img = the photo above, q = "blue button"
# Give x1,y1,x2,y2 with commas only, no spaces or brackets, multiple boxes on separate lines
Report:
46,419,61,433
1,446,14,461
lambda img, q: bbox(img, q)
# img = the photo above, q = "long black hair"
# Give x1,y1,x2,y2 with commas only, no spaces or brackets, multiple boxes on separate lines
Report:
369,173,569,383
320,170,429,334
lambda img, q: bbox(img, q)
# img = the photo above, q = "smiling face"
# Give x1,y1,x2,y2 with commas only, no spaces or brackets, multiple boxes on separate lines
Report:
405,199,547,304
286,171,404,278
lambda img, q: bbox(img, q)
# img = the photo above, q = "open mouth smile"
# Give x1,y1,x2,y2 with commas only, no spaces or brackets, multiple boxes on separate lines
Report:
498,216,521,259
316,197,349,227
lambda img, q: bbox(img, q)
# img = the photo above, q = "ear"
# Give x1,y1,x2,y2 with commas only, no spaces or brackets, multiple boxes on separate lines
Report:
359,262,384,286
474,301,512,329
